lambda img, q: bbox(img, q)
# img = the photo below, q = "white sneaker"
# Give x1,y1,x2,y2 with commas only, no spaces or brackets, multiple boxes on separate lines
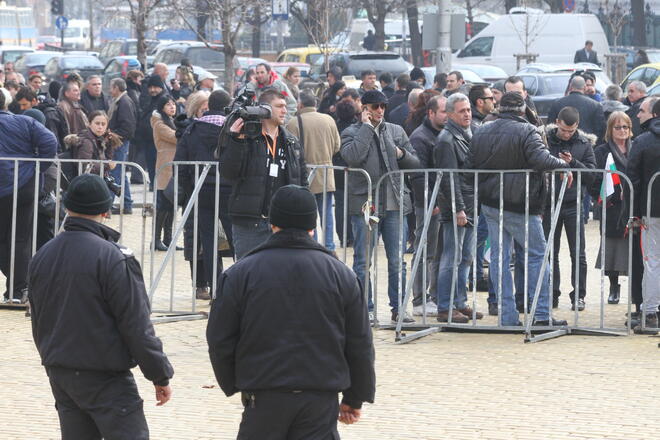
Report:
413,302,438,317
368,311,375,325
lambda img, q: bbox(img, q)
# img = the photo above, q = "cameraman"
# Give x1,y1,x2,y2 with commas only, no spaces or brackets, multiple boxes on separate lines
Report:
219,89,307,259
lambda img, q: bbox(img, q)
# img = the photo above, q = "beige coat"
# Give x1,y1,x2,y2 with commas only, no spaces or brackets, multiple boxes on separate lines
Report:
286,107,340,194
151,112,177,190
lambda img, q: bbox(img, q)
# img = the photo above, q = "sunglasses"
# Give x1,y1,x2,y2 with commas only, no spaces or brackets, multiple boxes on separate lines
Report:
368,103,387,110
613,125,630,131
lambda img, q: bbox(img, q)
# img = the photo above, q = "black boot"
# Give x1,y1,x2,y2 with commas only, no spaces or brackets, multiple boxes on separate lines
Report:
154,209,168,251
608,284,620,304
162,210,183,250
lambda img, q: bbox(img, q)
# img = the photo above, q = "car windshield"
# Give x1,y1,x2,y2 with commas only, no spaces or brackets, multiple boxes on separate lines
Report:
186,47,225,67
4,50,31,63
26,53,58,65
308,53,323,65
538,75,571,95
647,52,660,63
345,54,407,76
62,57,104,69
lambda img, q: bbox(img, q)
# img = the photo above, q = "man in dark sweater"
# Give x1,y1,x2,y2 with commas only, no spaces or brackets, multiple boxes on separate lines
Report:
80,75,109,116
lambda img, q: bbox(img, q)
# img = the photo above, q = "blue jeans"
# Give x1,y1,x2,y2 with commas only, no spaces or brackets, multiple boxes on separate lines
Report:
482,205,550,325
232,219,272,260
314,192,335,251
109,140,133,209
436,222,475,312
351,211,408,312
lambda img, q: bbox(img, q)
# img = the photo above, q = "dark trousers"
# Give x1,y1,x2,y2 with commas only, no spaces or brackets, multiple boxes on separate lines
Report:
334,187,353,245
198,185,234,285
0,178,34,299
46,367,148,440
144,140,157,189
542,203,587,300
237,390,340,440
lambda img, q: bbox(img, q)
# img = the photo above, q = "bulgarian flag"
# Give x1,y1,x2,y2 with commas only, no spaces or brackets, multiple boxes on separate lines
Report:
600,152,620,201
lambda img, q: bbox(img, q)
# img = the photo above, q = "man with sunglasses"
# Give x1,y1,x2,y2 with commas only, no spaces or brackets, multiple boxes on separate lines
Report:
468,84,494,127
341,90,420,324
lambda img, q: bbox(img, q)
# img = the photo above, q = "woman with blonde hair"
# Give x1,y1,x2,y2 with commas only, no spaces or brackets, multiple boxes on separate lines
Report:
185,90,210,119
173,65,196,101
591,111,642,310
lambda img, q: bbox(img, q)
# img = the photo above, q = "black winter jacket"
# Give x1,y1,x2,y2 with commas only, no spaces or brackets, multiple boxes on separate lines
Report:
80,89,109,116
219,126,307,222
36,98,69,151
127,80,141,109
207,229,375,408
547,92,606,142
468,112,566,214
628,117,660,218
408,117,442,207
591,141,631,238
135,91,165,142
544,124,597,205
28,217,173,385
385,90,407,121
434,119,475,222
109,93,137,142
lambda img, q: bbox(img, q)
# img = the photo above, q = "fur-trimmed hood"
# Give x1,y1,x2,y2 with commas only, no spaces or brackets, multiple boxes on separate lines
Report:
545,123,598,146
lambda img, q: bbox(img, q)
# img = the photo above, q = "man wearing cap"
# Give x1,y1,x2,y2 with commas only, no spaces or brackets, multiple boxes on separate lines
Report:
207,184,375,438
341,89,420,324
469,92,572,327
28,174,174,439
135,75,167,185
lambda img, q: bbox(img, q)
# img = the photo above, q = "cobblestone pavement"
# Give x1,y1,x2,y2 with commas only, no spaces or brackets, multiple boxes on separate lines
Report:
1,205,659,439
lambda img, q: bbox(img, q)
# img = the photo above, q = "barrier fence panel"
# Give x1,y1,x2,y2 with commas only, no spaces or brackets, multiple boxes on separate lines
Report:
641,171,660,333
368,168,636,344
0,157,149,308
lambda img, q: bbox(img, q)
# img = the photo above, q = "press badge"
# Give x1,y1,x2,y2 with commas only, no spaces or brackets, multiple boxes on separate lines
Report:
269,163,279,177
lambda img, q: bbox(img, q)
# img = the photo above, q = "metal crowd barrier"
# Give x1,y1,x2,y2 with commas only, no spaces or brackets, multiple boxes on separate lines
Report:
367,168,636,344
0,157,149,306
641,171,660,333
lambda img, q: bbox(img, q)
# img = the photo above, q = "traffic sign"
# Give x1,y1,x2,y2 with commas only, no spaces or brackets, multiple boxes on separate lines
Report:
272,0,288,20
55,15,68,31
563,0,576,12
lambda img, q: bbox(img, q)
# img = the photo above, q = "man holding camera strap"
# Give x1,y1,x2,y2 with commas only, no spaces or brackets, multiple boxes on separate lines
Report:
219,89,308,260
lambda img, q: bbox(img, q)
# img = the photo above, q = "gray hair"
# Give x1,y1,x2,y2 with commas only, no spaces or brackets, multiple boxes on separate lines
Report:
445,92,469,113
407,88,423,107
605,84,623,101
110,78,126,92
629,80,647,94
86,75,101,83
569,76,586,91
185,90,210,118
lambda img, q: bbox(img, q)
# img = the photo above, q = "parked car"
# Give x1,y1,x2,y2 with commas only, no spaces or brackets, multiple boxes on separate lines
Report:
419,66,486,89
454,12,609,74
146,64,223,91
153,41,239,83
43,55,105,84
453,63,508,83
13,51,60,78
516,72,586,122
0,45,34,64
98,39,159,64
35,36,60,50
310,51,409,81
277,46,337,65
620,62,660,92
516,63,612,94
647,82,660,96
101,56,142,93
235,56,268,81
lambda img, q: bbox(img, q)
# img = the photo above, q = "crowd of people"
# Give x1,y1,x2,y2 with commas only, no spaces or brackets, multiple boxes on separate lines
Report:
0,58,658,332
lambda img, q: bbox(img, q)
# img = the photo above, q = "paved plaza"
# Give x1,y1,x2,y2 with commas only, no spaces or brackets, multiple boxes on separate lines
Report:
1,206,659,439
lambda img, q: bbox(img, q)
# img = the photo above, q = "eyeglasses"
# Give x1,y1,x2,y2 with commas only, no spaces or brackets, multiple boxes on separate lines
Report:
613,125,630,131
368,103,387,110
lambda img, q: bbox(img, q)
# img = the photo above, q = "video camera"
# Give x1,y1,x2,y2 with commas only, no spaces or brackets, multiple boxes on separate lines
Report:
215,87,272,159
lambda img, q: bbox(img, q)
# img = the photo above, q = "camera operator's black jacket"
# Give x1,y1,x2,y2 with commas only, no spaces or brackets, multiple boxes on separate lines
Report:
207,229,376,409
28,217,173,386
219,126,307,223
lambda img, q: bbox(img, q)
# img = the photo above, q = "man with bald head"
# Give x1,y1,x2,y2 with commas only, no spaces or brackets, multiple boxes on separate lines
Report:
547,76,606,142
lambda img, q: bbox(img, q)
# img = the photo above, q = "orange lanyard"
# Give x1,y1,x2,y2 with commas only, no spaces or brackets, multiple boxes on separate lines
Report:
263,129,278,159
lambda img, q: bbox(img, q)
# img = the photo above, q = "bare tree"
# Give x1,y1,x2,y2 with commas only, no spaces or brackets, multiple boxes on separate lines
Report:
171,0,266,92
125,0,164,70
361,0,405,51
602,0,629,49
509,10,550,69
406,0,422,66
630,0,646,47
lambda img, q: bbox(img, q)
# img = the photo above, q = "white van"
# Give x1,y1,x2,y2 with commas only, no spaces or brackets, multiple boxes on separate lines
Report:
453,13,610,75
62,19,91,50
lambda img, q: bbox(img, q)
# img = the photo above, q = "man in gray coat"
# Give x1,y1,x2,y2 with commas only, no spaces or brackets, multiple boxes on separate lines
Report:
341,90,420,324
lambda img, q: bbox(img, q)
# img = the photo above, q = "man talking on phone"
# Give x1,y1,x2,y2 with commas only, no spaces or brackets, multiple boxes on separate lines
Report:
340,90,420,324
218,89,307,259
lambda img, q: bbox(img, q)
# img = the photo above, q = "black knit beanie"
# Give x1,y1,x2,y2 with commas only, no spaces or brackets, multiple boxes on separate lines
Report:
269,185,318,231
63,174,114,215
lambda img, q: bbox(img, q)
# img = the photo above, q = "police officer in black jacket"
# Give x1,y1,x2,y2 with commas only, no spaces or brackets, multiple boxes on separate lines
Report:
219,89,307,259
207,185,375,438
28,174,174,440
543,107,596,311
